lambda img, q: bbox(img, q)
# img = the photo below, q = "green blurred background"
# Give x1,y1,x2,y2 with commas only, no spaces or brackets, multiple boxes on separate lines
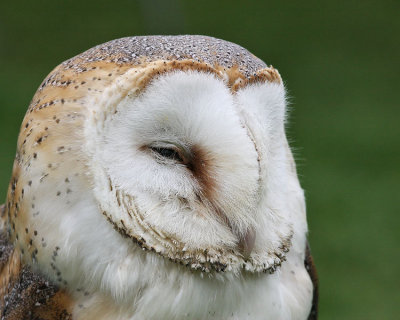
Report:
0,1,399,318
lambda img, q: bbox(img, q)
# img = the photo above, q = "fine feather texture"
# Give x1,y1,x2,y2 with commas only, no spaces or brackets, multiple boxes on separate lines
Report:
22,72,311,319
2,35,314,319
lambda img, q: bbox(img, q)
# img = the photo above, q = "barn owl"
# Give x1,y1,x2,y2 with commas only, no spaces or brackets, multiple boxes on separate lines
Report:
0,35,318,319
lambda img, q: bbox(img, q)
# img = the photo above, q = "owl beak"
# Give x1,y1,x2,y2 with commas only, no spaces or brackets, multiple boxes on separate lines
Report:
238,228,256,259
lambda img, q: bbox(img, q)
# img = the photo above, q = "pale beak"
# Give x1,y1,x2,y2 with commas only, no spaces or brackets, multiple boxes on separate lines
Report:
238,228,256,259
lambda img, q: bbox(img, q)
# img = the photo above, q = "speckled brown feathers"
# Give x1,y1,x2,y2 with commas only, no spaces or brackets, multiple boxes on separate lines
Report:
28,35,280,113
1,205,72,319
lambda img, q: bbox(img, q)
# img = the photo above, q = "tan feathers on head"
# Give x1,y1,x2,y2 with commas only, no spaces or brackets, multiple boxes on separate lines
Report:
2,35,315,320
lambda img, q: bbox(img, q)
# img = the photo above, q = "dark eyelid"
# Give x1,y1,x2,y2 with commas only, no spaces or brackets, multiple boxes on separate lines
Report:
150,146,184,163
146,141,191,165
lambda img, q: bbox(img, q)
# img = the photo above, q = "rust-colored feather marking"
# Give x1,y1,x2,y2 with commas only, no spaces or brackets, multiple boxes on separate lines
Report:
189,144,218,203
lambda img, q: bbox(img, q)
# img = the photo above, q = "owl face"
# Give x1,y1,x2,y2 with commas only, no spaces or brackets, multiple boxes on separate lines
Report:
5,36,308,309
81,69,294,274
99,72,260,251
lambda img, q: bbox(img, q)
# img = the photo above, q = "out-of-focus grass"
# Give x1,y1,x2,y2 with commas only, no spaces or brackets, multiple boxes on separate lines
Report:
1,1,399,319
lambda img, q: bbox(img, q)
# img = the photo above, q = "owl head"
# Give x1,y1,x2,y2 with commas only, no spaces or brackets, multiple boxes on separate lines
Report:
4,36,307,304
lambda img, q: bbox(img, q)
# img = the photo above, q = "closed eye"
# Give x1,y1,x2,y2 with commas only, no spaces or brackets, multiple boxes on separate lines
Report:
150,146,185,163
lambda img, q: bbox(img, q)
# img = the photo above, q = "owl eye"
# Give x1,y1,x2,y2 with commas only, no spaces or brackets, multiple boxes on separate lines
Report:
148,143,190,165
151,147,183,162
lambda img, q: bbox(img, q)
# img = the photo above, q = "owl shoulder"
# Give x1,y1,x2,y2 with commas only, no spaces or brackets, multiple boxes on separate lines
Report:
0,204,73,320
